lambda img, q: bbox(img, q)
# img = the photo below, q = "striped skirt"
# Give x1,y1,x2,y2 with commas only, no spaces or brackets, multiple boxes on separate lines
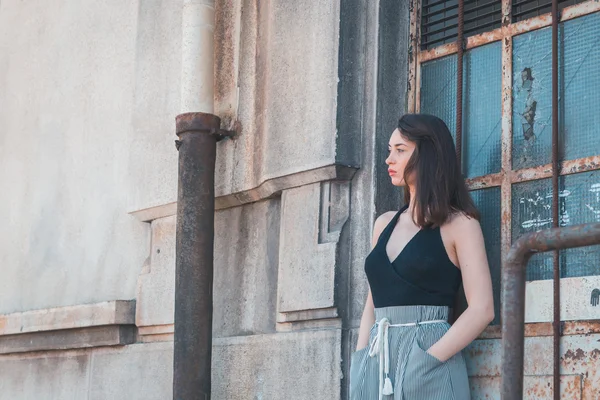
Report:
349,305,470,400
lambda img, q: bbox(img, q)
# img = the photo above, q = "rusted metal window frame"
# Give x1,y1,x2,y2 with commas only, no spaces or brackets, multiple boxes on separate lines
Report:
408,1,600,396
408,0,600,320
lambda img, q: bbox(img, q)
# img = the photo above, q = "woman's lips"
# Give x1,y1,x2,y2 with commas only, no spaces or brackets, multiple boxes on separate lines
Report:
388,169,396,176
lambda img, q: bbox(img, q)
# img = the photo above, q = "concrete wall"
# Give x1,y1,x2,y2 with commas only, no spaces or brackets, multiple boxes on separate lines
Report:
0,0,378,398
0,0,150,314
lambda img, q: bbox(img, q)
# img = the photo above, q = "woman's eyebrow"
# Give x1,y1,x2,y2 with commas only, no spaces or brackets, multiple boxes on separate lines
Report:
387,143,406,147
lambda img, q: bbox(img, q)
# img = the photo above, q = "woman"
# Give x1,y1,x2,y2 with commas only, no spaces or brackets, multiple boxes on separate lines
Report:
349,114,494,400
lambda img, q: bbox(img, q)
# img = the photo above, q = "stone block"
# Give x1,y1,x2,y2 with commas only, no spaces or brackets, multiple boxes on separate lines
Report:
89,342,173,400
212,329,341,400
277,182,350,317
213,199,280,337
0,301,136,354
0,300,135,335
0,353,90,400
136,216,176,327
0,326,135,355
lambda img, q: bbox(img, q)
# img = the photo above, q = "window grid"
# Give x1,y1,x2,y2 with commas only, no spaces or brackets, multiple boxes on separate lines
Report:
409,0,600,327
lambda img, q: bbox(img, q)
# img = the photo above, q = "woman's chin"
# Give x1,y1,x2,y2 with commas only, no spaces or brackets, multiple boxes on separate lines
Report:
390,176,405,187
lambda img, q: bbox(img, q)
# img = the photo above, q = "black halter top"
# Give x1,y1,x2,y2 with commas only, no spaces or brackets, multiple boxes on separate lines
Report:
365,204,462,308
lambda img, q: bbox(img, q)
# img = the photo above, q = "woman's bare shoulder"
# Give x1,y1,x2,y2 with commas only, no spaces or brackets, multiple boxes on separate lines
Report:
445,210,481,236
371,211,396,246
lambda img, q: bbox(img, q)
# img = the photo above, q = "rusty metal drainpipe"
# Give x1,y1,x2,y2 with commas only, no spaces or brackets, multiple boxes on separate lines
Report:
455,0,464,171
551,1,561,399
174,114,233,400
173,1,235,399
501,223,600,400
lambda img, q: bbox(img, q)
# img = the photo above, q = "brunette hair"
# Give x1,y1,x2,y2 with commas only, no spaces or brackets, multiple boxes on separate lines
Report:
398,113,480,227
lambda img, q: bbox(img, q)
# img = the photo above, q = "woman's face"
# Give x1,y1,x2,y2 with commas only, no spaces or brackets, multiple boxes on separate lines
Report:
386,129,416,187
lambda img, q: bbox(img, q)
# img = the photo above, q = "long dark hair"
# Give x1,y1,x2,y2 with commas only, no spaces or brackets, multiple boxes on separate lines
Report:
398,113,479,227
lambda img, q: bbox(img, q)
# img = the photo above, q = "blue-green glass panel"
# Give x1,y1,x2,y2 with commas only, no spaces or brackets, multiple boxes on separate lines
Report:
559,171,600,278
562,12,600,162
512,171,600,281
463,41,502,178
420,55,457,139
471,187,501,325
512,27,553,170
512,178,554,281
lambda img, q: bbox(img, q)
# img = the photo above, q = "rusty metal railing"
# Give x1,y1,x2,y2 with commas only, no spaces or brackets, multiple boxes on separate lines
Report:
501,222,600,400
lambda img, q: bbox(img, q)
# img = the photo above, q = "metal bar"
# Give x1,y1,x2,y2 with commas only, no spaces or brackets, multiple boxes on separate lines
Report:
421,35,458,49
461,156,600,188
512,0,539,6
423,0,456,11
420,26,504,61
456,0,465,171
480,319,600,339
423,18,501,47
422,0,498,21
422,13,458,29
463,19,502,34
464,8,502,22
551,0,560,398
408,0,421,113
501,223,600,400
510,156,600,182
174,112,233,400
422,4,458,19
418,1,600,61
465,172,503,190
464,0,503,16
500,0,513,329
422,22,459,38
513,3,553,19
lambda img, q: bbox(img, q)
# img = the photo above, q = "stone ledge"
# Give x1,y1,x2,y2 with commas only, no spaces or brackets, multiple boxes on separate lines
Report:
0,301,136,354
129,164,357,221
277,307,338,323
0,301,136,336
0,325,136,354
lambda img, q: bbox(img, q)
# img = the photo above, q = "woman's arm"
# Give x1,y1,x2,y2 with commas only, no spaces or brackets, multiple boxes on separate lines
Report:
356,289,375,351
355,212,395,351
426,215,495,361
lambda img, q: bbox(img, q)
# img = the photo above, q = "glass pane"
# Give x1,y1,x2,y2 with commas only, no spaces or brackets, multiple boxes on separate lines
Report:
560,171,600,278
512,178,554,281
512,172,600,281
512,27,553,170
562,12,600,162
463,41,502,178
471,187,501,325
420,54,457,140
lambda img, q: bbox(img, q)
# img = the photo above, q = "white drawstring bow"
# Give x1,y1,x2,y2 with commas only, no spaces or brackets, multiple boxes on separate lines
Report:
367,318,446,400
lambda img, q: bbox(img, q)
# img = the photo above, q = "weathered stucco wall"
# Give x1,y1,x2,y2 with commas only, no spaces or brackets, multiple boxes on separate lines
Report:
0,0,150,315
0,0,376,398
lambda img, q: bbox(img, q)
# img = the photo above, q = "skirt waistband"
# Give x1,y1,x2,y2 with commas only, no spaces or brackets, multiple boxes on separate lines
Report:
373,305,450,324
